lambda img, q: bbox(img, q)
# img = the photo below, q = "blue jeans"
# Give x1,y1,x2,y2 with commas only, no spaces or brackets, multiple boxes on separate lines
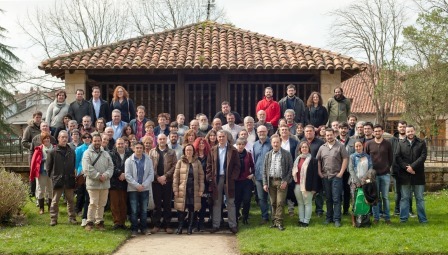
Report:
373,174,391,221
323,176,342,222
400,185,427,223
128,191,149,231
255,180,269,220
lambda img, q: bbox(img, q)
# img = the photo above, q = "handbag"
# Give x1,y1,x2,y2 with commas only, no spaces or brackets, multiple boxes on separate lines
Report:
75,151,103,188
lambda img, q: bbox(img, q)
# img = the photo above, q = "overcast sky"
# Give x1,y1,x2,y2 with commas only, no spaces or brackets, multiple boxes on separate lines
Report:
0,0,415,91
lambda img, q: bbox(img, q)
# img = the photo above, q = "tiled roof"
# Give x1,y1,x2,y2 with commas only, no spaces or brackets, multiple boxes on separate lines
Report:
39,21,364,78
342,70,404,115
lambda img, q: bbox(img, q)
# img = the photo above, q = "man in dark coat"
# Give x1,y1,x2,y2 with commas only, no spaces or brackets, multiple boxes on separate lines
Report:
89,86,110,123
68,89,93,125
396,125,427,224
46,130,77,226
278,84,306,124
207,130,241,234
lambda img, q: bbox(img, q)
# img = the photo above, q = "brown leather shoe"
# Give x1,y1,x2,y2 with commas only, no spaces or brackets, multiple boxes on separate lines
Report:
165,228,174,234
85,222,94,231
96,221,105,231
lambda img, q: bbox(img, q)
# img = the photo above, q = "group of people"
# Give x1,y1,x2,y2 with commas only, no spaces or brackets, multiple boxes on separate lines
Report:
22,84,428,237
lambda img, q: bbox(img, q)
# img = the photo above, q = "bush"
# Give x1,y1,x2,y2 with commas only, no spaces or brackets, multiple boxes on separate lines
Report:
0,168,28,222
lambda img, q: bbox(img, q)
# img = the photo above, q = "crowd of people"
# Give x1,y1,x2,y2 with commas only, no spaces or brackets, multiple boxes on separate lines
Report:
22,84,428,237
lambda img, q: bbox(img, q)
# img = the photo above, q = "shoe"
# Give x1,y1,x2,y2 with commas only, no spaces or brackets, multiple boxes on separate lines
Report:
165,228,174,234
289,211,294,217
385,220,392,225
409,212,417,218
230,227,238,234
302,222,309,228
96,221,105,231
269,224,277,228
131,231,138,237
38,199,45,214
141,230,151,235
150,227,160,234
209,227,219,233
81,219,87,227
323,219,333,225
394,211,400,216
112,224,121,230
242,218,249,225
69,218,78,225
259,219,268,225
373,219,379,224
39,208,44,215
334,221,341,227
85,222,94,231
317,212,323,218
277,225,285,231
50,221,57,226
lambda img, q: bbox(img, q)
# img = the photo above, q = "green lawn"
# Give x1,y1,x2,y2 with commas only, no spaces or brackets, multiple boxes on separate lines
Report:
237,190,448,254
0,200,128,255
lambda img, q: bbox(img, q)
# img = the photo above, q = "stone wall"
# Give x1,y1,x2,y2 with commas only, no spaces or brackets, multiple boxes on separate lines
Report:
64,70,87,102
320,70,341,104
425,165,448,191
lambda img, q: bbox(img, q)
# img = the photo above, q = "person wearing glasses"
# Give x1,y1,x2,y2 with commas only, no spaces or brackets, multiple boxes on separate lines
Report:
110,86,135,123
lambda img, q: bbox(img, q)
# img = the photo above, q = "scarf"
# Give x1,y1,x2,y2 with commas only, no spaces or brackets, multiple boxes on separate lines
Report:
298,153,311,192
238,149,247,177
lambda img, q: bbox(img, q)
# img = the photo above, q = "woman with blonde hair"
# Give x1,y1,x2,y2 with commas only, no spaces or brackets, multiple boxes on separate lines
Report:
46,90,69,135
173,144,204,235
110,86,135,123
182,129,197,146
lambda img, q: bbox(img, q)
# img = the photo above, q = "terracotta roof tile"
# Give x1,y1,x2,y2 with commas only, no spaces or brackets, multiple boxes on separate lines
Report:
39,21,363,77
342,70,404,115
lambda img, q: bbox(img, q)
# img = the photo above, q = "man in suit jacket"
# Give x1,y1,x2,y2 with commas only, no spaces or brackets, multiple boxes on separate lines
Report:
278,124,298,216
206,130,241,234
90,86,110,123
262,134,293,231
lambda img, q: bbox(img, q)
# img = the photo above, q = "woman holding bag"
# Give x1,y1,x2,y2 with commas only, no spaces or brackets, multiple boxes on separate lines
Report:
173,144,204,235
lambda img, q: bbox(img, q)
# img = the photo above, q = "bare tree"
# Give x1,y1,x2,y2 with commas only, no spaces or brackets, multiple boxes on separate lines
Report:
129,0,227,35
329,0,406,129
19,0,133,59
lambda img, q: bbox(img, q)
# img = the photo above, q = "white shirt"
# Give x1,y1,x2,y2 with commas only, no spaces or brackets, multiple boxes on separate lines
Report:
218,144,227,175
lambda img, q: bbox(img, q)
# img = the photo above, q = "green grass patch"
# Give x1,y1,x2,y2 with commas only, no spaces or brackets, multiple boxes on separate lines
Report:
0,199,128,255
237,190,448,254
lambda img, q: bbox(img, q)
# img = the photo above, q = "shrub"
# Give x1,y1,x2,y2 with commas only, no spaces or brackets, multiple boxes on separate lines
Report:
0,168,28,222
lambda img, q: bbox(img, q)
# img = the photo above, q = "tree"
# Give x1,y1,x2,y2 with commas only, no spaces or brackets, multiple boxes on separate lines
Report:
329,0,406,129
0,10,21,133
401,4,448,137
128,0,226,35
20,0,226,59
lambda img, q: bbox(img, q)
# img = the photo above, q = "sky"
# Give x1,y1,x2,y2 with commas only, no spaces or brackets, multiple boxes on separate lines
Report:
0,0,415,92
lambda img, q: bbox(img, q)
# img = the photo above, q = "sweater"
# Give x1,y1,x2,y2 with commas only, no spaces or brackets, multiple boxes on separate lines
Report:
365,139,393,175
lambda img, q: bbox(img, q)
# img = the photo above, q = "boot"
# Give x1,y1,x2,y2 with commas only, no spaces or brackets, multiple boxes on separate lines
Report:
196,219,204,232
38,199,45,214
47,199,52,212
187,211,196,235
176,211,184,235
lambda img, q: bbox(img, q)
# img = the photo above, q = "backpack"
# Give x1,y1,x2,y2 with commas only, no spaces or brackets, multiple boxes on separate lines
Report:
353,188,371,228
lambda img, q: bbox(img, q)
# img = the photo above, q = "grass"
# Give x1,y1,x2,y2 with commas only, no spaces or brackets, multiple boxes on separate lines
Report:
0,199,128,255
237,190,448,255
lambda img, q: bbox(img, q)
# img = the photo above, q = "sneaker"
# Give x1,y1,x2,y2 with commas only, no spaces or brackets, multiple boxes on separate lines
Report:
259,219,268,225
50,221,57,226
150,227,160,234
69,218,78,225
394,211,400,216
131,231,138,237
81,219,87,227
288,211,294,217
141,229,151,235
165,228,174,234
323,219,333,225
385,220,392,225
409,212,417,218
230,227,238,234
334,221,341,227
373,219,379,224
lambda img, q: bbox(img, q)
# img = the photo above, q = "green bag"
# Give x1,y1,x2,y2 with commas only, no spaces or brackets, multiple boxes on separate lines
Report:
353,188,370,216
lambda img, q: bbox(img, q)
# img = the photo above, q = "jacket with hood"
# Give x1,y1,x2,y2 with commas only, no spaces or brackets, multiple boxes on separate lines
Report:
256,97,281,127
82,144,114,190
22,119,41,150
173,156,205,211
46,99,69,129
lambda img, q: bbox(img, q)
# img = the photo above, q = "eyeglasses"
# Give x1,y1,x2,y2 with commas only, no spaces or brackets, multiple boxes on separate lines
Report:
82,136,92,139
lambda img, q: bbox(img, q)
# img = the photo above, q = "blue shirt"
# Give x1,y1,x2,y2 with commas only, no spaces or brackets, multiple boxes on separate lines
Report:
106,121,127,140
253,138,272,181
218,144,227,175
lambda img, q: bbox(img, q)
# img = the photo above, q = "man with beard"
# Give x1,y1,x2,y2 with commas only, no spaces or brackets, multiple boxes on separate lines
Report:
278,84,306,124
336,122,351,215
222,113,243,143
129,105,149,141
317,128,349,227
347,114,357,137
346,121,365,155
197,114,212,137
214,101,243,125
256,87,281,128
211,118,223,132
168,131,182,159
284,109,298,135
254,110,274,136
326,87,351,127
363,122,374,144
396,125,427,224
79,115,96,136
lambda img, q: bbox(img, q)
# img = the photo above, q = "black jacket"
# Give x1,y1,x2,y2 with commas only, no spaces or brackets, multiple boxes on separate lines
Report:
68,99,93,124
110,98,135,123
279,96,306,124
389,132,403,176
109,148,133,190
90,98,110,123
46,145,76,189
305,106,328,128
396,138,427,185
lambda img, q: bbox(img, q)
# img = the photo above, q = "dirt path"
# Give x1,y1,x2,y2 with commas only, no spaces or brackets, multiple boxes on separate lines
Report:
113,232,239,255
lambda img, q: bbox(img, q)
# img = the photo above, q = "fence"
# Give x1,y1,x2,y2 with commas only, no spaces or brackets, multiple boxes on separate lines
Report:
0,137,29,167
426,138,448,163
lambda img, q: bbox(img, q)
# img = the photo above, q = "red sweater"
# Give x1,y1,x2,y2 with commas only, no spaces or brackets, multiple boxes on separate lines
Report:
295,157,306,184
256,97,280,127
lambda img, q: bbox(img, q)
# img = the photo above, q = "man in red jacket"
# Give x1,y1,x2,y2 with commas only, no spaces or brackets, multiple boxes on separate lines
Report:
256,87,280,128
